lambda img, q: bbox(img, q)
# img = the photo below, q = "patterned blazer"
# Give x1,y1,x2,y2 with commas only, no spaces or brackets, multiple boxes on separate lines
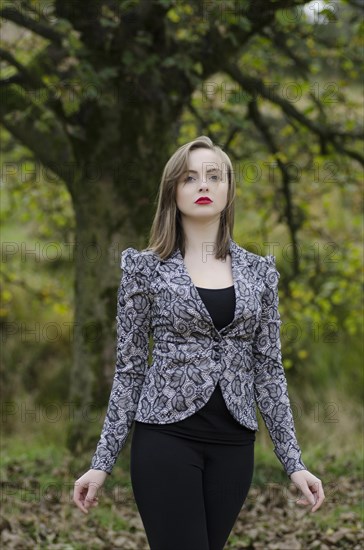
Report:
90,238,307,477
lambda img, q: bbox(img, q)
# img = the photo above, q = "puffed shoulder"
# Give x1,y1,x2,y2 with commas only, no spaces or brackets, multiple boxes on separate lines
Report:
264,254,280,288
121,247,139,271
265,254,276,267
120,247,159,277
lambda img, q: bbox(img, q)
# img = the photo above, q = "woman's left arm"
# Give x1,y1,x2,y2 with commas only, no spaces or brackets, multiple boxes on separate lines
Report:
252,254,325,511
290,469,325,512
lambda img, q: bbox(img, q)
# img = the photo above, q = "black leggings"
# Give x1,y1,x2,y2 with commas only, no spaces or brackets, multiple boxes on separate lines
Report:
130,422,255,550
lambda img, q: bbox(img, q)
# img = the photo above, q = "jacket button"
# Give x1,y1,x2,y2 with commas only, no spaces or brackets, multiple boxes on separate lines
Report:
213,345,220,351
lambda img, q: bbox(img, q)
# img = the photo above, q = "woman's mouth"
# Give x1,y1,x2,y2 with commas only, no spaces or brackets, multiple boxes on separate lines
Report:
195,197,213,204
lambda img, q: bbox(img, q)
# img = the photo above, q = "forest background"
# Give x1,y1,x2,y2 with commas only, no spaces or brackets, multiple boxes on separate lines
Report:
0,0,363,548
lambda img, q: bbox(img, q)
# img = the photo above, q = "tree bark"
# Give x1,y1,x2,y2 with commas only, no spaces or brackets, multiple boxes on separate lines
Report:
66,175,127,452
66,119,177,452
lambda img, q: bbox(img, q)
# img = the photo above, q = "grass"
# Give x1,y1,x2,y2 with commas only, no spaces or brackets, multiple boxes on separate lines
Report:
311,502,363,530
90,507,130,531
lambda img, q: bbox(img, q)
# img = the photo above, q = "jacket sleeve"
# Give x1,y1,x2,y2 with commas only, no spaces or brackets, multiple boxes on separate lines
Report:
252,254,307,477
90,247,152,475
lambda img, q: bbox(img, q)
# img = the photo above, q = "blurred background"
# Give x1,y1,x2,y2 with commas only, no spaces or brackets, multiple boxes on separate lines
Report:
1,1,363,548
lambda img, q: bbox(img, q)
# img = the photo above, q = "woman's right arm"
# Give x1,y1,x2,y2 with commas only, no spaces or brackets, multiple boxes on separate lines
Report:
73,248,153,512
89,248,153,474
73,469,107,514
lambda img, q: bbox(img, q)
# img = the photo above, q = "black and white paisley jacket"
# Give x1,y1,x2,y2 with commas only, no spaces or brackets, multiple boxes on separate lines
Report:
90,238,307,477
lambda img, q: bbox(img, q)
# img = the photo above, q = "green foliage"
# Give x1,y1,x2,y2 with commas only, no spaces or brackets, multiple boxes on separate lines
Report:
0,0,362,465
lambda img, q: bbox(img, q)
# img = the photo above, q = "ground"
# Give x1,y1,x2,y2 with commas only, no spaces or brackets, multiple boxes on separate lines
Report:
0,447,362,549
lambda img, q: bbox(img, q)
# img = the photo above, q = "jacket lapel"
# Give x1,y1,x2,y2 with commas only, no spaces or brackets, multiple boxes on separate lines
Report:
155,238,262,333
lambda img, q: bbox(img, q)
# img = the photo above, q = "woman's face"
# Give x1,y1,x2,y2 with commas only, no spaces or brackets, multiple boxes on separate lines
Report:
176,148,229,221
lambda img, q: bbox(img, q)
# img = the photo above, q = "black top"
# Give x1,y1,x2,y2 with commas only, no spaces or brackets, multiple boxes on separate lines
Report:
135,284,256,445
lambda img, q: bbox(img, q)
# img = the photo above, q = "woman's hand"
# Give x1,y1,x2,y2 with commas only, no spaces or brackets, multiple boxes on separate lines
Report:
73,469,108,514
289,469,325,512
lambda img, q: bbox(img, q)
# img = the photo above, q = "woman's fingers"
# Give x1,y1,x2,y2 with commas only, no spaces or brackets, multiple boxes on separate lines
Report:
301,485,316,506
74,482,96,513
296,497,311,505
84,488,99,511
309,479,325,512
291,471,326,513
296,479,325,512
73,471,106,515
73,481,89,514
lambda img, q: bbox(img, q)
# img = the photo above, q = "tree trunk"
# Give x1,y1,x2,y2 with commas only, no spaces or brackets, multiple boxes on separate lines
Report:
66,123,177,453
66,175,128,452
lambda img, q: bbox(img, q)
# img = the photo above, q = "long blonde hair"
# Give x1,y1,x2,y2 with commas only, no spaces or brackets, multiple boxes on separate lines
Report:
146,136,236,260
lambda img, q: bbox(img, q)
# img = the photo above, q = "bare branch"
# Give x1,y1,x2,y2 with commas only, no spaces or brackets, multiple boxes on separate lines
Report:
0,74,27,86
0,6,63,44
0,47,42,88
225,62,364,165
0,85,75,188
262,29,330,154
0,47,27,72
223,126,240,150
247,98,301,275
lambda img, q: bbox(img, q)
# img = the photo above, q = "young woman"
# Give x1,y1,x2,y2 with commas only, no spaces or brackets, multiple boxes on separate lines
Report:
74,136,325,550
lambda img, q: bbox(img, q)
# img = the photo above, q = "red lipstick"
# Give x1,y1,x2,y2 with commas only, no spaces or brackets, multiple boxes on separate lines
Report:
195,197,213,204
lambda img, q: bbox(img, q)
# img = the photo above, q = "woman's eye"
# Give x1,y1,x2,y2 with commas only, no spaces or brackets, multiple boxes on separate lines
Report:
184,174,219,182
